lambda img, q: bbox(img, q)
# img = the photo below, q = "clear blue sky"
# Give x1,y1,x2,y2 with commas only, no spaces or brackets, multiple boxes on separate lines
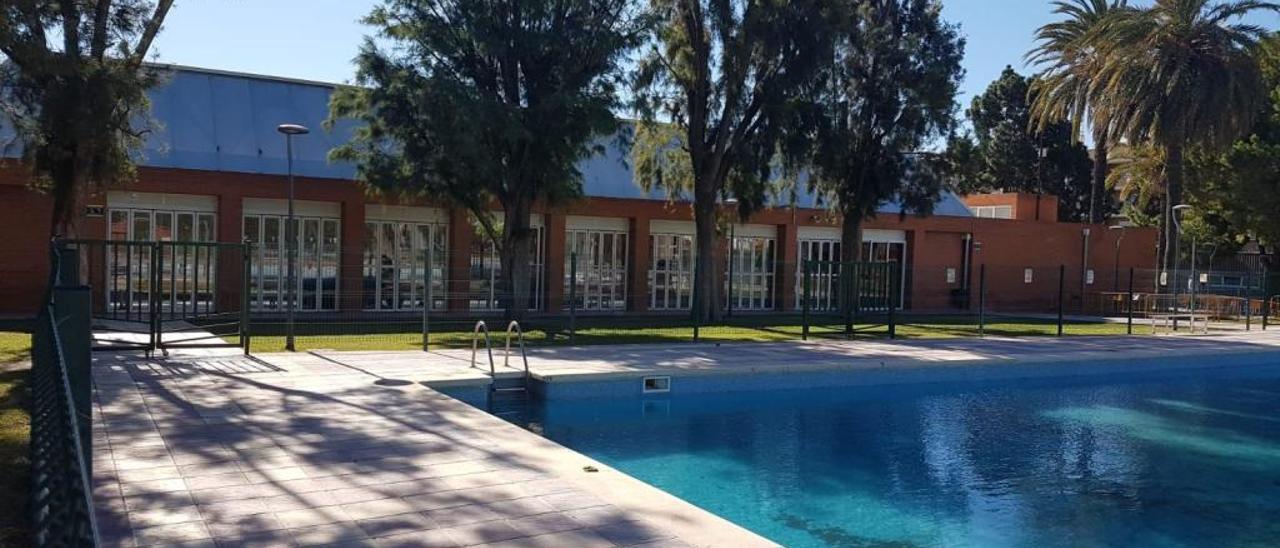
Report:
153,0,1279,108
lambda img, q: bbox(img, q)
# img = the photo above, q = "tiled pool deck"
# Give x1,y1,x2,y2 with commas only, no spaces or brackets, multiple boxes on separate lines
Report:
91,331,1280,547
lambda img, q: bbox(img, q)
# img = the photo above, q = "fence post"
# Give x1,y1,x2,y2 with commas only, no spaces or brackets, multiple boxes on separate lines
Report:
727,239,735,319
422,248,431,351
1127,267,1135,335
887,263,897,340
242,241,252,355
843,262,854,339
802,261,811,341
53,285,93,472
1057,265,1065,337
978,264,986,338
149,242,160,355
569,252,577,341
1245,272,1253,331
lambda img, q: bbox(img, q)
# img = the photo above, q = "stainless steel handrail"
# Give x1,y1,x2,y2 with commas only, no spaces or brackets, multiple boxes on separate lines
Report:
470,320,496,377
504,320,532,385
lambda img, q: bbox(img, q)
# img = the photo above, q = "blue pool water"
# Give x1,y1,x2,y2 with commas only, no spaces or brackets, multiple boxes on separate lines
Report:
474,366,1280,547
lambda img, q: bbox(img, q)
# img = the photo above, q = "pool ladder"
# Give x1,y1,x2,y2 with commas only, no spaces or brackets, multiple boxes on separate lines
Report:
471,320,532,394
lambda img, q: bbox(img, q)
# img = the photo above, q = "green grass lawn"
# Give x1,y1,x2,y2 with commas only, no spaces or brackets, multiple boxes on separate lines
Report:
241,315,1133,352
0,332,30,547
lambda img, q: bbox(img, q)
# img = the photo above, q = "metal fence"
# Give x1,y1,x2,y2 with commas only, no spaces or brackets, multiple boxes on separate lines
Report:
30,244,98,546
71,240,1279,353
62,239,250,356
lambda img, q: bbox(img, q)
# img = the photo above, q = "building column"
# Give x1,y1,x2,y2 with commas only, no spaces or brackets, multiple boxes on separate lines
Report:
776,222,797,311
903,229,918,310
339,198,366,312
216,193,244,312
545,212,567,312
447,209,473,312
629,216,650,312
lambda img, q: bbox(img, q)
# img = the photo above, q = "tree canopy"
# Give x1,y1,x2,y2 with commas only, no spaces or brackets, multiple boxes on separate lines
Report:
1084,0,1277,269
951,66,1094,222
1028,0,1128,223
632,0,832,321
0,0,174,235
805,0,964,262
329,0,644,318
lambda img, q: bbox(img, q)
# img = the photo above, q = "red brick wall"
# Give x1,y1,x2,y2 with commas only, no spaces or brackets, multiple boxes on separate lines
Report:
0,164,1158,316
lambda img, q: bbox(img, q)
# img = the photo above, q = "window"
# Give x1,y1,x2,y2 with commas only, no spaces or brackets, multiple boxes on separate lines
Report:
565,229,628,311
107,208,217,316
726,236,775,310
1024,268,1034,284
796,239,841,311
243,214,340,311
650,234,694,310
972,205,1014,219
946,268,957,284
470,225,545,311
362,221,447,311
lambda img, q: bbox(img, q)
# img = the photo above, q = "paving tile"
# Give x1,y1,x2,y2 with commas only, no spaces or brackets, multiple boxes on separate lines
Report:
564,505,633,527
185,471,252,491
287,523,369,547
628,539,696,548
355,512,438,538
425,503,505,528
536,491,609,512
473,529,615,548
132,520,213,546
373,529,461,548
117,465,184,483
340,498,420,521
327,486,393,506
506,512,586,537
213,529,297,548
274,506,354,529
438,521,526,547
591,519,671,545
124,489,198,512
204,511,288,538
120,477,189,495
199,498,276,519
128,503,205,528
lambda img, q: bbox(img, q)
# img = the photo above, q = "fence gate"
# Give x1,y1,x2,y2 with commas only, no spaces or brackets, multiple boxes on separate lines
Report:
61,239,250,355
800,260,901,339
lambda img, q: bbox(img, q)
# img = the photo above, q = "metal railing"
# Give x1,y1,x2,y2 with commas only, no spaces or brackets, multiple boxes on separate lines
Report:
30,243,99,546
503,320,532,389
470,320,496,376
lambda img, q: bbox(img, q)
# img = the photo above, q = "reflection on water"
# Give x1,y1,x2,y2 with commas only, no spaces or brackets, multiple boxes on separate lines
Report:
506,366,1280,548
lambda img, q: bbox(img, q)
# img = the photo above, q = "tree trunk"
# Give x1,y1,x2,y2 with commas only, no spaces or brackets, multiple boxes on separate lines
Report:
1163,143,1184,273
1089,130,1109,224
692,192,721,323
839,212,862,317
500,199,534,322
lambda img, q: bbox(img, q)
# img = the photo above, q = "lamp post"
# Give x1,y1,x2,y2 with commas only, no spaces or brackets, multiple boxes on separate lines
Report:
724,197,739,318
277,123,309,352
1172,204,1195,324
1109,225,1126,292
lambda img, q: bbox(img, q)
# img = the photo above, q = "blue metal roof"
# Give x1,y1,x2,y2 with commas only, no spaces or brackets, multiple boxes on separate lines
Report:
4,65,972,217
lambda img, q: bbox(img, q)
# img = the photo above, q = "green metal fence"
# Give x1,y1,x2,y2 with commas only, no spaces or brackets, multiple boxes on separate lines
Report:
29,243,98,546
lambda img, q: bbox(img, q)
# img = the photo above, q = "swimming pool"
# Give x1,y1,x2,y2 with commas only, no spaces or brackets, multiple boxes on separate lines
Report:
451,363,1280,547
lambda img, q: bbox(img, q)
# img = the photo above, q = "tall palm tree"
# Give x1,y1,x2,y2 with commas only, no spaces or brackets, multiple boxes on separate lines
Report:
1106,143,1166,211
1029,0,1128,225
1087,0,1277,271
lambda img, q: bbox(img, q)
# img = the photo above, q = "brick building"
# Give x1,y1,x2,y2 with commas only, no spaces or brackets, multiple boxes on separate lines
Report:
0,66,1156,318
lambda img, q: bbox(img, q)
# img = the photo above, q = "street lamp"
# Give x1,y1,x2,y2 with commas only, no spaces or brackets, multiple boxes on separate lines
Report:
1108,225,1126,292
277,123,309,352
724,197,739,317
